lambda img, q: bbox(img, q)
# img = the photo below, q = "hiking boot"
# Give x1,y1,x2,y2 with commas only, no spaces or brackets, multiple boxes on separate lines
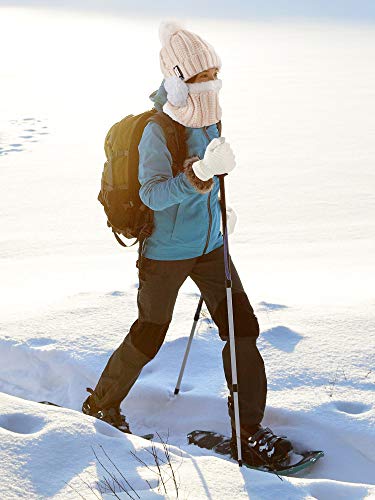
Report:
82,387,131,434
230,424,293,468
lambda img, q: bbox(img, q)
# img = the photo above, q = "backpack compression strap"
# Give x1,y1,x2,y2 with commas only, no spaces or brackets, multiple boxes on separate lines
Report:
148,111,187,175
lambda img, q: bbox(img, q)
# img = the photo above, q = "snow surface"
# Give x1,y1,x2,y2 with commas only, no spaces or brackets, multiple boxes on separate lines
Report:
0,6,374,499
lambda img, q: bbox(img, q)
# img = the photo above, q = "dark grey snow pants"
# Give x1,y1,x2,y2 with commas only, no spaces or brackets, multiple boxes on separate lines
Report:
93,244,267,427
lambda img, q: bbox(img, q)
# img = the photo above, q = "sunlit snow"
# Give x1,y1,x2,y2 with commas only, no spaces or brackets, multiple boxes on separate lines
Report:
0,5,374,499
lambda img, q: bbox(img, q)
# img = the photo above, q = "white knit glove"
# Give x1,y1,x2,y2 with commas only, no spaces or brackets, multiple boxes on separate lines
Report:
226,206,237,235
192,137,236,181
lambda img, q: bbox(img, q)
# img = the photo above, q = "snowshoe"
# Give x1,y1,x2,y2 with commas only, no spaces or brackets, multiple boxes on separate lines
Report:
81,387,131,434
187,430,323,475
231,424,293,468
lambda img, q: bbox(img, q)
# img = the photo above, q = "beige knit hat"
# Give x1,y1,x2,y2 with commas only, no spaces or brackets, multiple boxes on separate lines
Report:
159,21,222,81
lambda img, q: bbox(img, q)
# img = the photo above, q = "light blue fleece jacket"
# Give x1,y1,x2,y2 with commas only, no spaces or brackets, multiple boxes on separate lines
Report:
138,81,224,260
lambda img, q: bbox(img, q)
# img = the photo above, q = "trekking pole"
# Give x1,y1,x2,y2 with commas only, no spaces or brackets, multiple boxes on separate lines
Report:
218,173,243,466
174,295,204,395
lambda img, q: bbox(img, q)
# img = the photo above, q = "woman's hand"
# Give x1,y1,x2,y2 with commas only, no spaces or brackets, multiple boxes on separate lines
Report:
192,137,236,181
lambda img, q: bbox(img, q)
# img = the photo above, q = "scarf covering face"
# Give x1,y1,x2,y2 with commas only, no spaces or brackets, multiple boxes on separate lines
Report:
163,78,222,128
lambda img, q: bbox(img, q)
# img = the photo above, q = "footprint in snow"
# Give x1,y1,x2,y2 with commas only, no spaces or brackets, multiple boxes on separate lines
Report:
261,325,303,352
2,148,24,153
27,337,57,347
258,301,288,311
0,117,49,157
334,401,371,415
0,413,46,434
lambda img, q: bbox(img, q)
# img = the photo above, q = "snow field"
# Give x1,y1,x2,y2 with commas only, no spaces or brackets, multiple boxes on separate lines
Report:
1,6,374,499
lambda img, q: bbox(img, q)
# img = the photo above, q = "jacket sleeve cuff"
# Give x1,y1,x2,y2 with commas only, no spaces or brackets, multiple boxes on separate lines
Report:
182,156,214,194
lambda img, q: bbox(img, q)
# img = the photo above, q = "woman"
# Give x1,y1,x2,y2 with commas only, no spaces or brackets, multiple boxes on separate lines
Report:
83,21,292,467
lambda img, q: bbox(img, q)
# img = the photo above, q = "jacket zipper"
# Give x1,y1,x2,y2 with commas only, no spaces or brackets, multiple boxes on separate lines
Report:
202,126,213,255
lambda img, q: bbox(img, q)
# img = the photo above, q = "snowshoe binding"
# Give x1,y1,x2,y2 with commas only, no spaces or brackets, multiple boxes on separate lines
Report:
82,387,131,434
231,424,293,468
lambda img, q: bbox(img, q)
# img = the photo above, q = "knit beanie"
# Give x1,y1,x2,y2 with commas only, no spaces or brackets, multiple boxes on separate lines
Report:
159,21,222,81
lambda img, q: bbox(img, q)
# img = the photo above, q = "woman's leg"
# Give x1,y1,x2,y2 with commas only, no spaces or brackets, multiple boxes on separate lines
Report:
92,256,193,410
189,245,267,428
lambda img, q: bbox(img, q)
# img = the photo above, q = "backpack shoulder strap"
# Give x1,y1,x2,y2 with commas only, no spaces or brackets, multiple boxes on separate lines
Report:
217,120,222,136
148,111,186,176
147,112,222,173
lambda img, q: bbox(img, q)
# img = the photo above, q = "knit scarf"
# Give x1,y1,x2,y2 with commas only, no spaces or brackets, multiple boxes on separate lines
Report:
163,79,222,128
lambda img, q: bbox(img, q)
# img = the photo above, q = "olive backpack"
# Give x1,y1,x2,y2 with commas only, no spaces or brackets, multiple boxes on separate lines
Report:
98,106,222,261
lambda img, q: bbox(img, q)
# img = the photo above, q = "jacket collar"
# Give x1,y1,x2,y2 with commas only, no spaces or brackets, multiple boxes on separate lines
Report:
149,80,167,112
